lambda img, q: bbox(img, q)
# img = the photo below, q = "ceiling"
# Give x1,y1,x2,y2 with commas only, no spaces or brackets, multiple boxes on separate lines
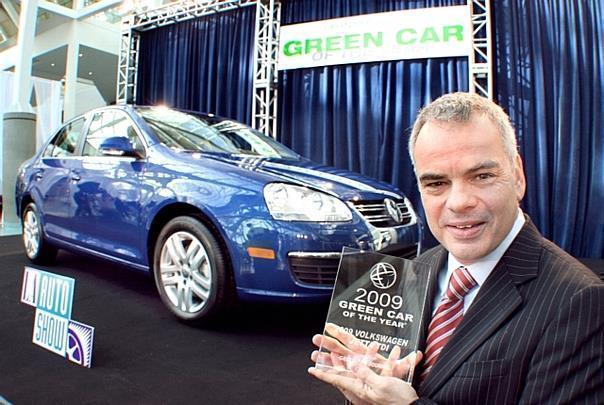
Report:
31,44,118,104
2,0,120,104
2,0,177,105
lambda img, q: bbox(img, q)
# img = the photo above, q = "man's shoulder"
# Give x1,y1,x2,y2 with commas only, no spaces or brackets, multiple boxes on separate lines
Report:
505,217,602,286
538,237,603,287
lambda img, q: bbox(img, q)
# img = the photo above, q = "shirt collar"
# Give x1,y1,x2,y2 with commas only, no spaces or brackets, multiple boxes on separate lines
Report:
446,209,526,287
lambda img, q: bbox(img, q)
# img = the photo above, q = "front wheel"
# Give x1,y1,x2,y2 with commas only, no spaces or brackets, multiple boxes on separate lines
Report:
22,202,57,265
152,216,234,323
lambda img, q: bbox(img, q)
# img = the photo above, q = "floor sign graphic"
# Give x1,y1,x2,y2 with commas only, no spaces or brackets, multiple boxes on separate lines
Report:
21,267,95,368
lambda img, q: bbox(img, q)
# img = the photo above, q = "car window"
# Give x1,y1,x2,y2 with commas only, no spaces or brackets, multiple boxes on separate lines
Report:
83,110,145,157
137,107,298,159
43,117,86,157
210,120,297,158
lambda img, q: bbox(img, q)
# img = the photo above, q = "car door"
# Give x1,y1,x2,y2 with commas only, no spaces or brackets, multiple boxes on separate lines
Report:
70,109,148,264
33,117,86,241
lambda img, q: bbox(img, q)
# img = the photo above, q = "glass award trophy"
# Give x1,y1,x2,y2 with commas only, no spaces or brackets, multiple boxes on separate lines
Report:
315,247,433,383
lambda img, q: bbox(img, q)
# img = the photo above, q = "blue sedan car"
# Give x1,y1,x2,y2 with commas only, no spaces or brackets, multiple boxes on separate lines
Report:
16,105,421,322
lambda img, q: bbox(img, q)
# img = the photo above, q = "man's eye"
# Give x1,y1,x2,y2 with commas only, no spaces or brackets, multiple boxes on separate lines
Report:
426,181,445,188
476,173,494,180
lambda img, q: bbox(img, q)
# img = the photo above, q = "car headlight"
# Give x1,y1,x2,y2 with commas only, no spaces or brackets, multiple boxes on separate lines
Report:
263,183,352,222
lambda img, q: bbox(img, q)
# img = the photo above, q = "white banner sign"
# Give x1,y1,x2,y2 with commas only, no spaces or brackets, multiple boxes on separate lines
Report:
278,6,472,70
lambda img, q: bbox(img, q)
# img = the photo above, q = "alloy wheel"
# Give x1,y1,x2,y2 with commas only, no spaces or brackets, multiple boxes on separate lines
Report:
23,209,41,259
158,231,213,314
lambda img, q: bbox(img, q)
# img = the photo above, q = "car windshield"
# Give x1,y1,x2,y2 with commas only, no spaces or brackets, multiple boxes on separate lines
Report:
136,107,298,159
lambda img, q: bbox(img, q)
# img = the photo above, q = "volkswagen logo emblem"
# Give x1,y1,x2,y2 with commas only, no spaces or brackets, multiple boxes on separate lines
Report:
384,198,402,223
369,262,398,289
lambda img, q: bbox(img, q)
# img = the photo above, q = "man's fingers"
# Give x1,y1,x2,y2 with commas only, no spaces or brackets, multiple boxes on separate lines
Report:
412,351,423,366
308,366,362,393
381,345,401,377
392,350,423,380
330,350,348,370
314,330,355,356
325,323,367,352
311,334,323,347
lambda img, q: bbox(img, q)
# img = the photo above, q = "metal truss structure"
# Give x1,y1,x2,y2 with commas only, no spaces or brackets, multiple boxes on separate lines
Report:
118,0,492,136
116,0,280,138
251,0,280,138
468,0,492,99
116,19,140,106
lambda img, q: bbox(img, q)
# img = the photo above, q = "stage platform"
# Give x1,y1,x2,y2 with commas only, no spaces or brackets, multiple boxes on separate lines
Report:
0,235,340,404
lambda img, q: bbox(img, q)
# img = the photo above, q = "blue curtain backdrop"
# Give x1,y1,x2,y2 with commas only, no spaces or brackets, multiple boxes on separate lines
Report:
136,6,256,124
278,0,468,250
492,0,603,258
134,0,602,258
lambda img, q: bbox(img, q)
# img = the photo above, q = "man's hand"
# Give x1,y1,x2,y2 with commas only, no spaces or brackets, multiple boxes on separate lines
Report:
308,324,422,404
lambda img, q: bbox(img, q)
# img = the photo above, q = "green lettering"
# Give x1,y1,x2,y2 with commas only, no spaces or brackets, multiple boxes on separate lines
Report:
305,38,323,54
420,27,439,43
344,34,360,49
363,32,383,48
443,25,463,41
325,36,342,51
396,28,417,45
283,40,303,56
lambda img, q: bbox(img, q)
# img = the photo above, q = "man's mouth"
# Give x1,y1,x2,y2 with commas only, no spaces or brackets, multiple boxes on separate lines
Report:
446,222,485,238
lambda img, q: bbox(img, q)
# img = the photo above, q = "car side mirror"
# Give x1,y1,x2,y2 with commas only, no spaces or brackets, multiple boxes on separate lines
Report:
99,136,139,158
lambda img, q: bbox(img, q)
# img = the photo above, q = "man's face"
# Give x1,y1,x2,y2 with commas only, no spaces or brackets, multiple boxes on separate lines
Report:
413,115,526,265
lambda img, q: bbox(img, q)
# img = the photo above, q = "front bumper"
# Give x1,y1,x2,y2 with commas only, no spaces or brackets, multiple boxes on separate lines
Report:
230,218,422,303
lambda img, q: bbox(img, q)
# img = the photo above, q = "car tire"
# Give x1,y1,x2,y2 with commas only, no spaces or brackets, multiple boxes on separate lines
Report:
153,216,234,323
22,202,58,265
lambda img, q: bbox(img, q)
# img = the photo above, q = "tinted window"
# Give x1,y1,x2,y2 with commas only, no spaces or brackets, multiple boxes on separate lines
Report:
43,117,85,157
83,110,144,157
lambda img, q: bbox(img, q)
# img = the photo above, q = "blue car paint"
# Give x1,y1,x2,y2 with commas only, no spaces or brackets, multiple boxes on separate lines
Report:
16,105,422,303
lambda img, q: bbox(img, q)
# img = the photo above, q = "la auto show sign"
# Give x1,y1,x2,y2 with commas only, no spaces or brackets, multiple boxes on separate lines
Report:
21,267,95,368
278,5,471,70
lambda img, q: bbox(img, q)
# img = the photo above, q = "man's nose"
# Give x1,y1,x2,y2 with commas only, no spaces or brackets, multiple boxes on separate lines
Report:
445,182,478,212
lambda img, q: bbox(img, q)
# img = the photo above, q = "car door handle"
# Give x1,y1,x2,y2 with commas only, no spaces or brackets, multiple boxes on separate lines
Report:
70,174,81,182
33,169,44,180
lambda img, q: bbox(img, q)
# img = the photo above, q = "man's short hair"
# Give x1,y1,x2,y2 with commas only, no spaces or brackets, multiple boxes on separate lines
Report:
408,92,518,167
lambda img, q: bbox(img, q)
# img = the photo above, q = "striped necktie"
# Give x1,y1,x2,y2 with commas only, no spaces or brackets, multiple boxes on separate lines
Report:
420,266,477,382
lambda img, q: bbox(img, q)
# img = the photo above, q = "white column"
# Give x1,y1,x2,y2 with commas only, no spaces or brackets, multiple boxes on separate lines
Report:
2,0,39,226
64,30,80,121
11,0,38,112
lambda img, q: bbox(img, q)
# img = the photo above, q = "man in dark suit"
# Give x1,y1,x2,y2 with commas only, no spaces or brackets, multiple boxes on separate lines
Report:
308,92,604,403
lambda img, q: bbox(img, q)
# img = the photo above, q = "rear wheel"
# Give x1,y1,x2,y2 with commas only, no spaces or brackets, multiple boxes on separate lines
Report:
22,202,57,265
153,216,234,323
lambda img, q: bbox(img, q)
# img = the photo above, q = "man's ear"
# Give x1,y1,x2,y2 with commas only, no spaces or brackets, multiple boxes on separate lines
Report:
514,154,526,201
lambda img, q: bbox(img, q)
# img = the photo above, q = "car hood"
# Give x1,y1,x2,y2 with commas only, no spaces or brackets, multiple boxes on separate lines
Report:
200,153,404,201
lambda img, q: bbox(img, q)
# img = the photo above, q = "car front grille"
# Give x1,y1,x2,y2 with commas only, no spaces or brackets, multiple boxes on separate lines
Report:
351,199,415,228
289,255,339,286
289,244,418,286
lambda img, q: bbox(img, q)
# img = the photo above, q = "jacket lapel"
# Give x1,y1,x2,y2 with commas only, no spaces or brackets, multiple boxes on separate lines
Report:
415,246,447,349
419,218,543,397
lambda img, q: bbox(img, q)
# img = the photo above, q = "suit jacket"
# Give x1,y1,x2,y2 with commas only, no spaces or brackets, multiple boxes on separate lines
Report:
413,218,604,404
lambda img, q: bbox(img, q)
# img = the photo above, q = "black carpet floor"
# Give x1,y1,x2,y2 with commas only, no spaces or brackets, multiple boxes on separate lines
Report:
0,236,342,404
2,236,601,405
